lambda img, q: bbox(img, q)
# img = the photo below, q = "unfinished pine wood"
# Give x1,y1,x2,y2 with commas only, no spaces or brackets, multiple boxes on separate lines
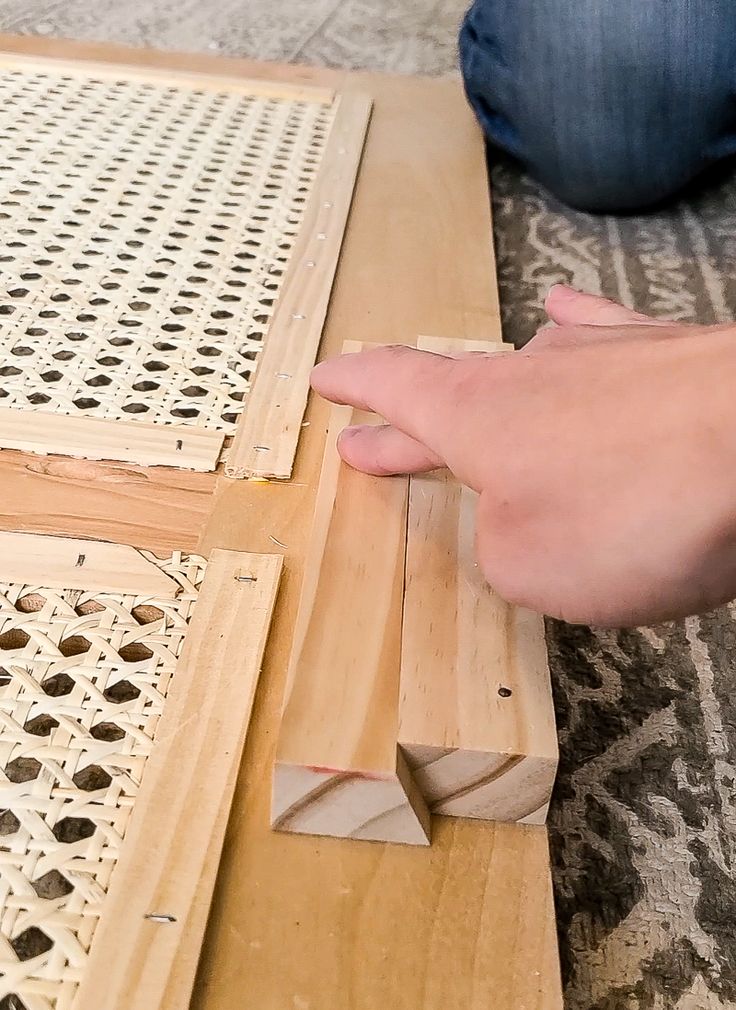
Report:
272,353,429,843
397,336,558,824
0,35,562,1010
0,450,214,554
401,471,558,823
226,93,372,479
0,529,178,594
0,409,224,471
75,549,282,1010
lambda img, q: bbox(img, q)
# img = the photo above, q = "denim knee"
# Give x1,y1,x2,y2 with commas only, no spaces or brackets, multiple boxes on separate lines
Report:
460,0,736,212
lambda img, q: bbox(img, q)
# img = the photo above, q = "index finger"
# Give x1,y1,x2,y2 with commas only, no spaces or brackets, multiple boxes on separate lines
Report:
310,344,463,456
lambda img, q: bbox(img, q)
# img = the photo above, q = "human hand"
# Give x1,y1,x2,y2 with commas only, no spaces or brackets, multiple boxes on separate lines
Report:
310,286,736,627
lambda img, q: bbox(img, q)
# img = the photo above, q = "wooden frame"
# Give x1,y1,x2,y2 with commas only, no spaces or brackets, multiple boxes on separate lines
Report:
0,52,370,477
75,549,282,1010
226,95,373,480
0,33,563,1010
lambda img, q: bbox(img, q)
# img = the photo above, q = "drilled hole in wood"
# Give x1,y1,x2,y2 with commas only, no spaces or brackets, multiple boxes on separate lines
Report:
498,686,513,698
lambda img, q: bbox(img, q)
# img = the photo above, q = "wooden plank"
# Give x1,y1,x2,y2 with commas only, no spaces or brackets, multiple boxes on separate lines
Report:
0,35,562,1010
400,470,558,823
226,93,372,480
0,450,214,554
272,364,429,844
0,49,334,103
75,549,282,1010
397,336,558,824
0,409,224,472
0,530,177,595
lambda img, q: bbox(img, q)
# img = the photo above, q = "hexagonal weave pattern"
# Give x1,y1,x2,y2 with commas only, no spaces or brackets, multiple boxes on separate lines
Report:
0,66,335,432
0,551,206,1010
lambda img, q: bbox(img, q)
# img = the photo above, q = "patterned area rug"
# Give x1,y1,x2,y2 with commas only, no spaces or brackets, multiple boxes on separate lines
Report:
2,4,735,1007
492,155,736,1010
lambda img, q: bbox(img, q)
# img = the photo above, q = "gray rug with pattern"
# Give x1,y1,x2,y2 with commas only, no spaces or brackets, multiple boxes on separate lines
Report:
1,2,734,1006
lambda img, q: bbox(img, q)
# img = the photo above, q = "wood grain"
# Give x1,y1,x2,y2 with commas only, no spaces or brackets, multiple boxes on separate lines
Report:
397,336,558,824
272,381,429,844
0,408,224,471
400,470,558,823
0,530,177,595
227,93,372,479
0,35,562,1009
0,450,215,553
75,549,282,1010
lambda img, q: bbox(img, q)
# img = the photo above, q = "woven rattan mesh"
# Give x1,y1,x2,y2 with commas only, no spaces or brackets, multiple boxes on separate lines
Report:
0,68,335,432
0,551,206,1010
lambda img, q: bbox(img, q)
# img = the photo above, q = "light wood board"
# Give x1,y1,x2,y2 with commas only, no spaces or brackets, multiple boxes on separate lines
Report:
0,409,225,472
272,379,429,844
398,336,558,824
75,549,282,1010
226,93,372,480
0,34,562,1010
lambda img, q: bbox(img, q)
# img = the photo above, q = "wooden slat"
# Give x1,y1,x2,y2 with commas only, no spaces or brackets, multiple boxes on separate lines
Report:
396,336,558,824
0,450,214,554
272,363,429,844
0,49,334,103
0,408,224,472
75,549,282,1010
0,530,177,595
226,93,372,480
400,472,558,824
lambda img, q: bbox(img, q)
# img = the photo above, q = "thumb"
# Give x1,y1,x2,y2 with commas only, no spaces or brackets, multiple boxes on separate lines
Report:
545,284,666,327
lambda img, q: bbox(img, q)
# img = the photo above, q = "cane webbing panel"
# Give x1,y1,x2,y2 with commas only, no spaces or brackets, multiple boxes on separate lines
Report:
0,65,335,437
0,550,207,1010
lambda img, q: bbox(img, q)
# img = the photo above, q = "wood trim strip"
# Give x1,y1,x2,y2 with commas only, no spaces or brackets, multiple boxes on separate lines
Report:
0,49,334,103
226,93,373,480
0,530,177,595
0,408,225,471
398,336,558,824
74,548,282,1010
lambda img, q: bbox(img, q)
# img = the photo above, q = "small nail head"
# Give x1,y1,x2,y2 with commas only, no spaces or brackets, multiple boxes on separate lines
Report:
498,686,513,698
253,445,270,452
292,313,306,320
316,233,326,240
144,913,177,923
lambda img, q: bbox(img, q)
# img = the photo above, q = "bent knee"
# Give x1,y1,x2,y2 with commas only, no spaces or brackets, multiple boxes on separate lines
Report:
460,0,736,211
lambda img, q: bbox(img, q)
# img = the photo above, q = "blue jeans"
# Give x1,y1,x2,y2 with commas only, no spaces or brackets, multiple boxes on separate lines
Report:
459,0,736,211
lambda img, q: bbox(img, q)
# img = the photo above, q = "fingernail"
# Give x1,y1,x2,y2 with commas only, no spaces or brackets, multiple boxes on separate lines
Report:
337,426,360,444
548,283,575,298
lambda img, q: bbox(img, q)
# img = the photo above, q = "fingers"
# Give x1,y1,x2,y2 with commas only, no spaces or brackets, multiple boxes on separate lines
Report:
337,423,443,475
311,345,463,453
545,284,666,327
